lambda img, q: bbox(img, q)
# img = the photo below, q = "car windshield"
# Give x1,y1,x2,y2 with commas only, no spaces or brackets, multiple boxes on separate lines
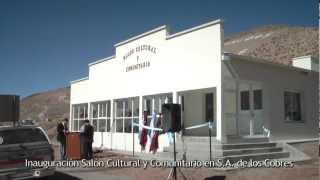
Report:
0,128,47,145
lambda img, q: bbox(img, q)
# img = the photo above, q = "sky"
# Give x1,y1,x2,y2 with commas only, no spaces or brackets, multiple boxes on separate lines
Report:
0,0,318,97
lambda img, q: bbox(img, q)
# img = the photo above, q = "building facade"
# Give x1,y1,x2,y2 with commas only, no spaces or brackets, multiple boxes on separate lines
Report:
70,20,318,152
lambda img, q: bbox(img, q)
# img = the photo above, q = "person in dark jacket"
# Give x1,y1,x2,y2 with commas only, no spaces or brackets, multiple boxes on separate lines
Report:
80,120,94,160
57,118,68,160
86,121,94,159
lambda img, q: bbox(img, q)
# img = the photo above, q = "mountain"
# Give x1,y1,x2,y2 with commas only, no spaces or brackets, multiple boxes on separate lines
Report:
20,86,70,139
20,86,70,121
224,25,318,65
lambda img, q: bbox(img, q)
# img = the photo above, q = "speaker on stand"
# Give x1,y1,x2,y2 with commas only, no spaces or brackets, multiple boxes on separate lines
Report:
0,95,20,126
162,104,181,133
162,103,186,180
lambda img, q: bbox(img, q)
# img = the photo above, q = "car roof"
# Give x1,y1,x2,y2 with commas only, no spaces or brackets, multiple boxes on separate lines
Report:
0,125,41,131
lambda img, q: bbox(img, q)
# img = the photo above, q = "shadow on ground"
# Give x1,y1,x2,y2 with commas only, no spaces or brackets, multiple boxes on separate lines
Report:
204,176,226,180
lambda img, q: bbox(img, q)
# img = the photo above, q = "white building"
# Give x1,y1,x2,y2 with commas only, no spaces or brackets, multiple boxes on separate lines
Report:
70,19,318,152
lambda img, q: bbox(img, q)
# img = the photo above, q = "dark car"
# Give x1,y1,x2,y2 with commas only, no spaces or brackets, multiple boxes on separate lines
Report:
0,125,55,179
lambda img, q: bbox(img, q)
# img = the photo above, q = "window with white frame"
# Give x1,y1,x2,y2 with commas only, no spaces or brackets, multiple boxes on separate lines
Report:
132,98,139,133
90,101,111,132
240,91,250,110
253,89,263,110
284,91,302,122
114,97,139,133
115,100,124,132
72,104,88,131
143,94,172,128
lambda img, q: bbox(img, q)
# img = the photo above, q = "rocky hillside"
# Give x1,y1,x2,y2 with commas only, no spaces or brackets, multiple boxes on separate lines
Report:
20,87,70,121
20,86,70,139
224,25,318,65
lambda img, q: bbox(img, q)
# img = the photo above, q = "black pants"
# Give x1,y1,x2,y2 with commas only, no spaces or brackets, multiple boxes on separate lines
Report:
80,136,93,160
88,141,93,159
59,140,67,160
57,135,67,160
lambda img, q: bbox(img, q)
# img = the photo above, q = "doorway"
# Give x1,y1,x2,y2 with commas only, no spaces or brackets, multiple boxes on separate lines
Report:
179,88,217,136
238,82,264,136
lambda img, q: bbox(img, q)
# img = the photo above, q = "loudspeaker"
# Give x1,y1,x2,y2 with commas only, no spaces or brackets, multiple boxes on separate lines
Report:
162,103,181,132
0,95,20,123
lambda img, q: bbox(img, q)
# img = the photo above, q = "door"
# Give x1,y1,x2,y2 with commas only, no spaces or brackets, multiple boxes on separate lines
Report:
238,82,264,136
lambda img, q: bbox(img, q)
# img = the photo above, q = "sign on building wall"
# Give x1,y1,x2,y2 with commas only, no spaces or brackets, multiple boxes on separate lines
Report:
123,44,157,72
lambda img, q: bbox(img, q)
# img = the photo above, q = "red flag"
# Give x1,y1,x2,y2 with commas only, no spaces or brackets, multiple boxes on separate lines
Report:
139,111,148,150
150,113,162,153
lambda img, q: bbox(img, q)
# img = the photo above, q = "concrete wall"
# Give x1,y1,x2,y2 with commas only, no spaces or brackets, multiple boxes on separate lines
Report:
292,56,319,72
70,78,90,104
221,62,238,136
230,59,318,140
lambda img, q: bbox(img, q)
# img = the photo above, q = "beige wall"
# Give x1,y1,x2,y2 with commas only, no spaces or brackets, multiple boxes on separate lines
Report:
181,88,217,136
230,59,318,140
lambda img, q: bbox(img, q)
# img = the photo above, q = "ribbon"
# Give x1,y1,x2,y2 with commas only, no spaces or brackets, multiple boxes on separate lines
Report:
133,121,215,131
133,122,163,131
184,122,209,130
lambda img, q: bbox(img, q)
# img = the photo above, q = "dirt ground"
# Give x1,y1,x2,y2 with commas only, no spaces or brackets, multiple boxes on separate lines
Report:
54,142,319,180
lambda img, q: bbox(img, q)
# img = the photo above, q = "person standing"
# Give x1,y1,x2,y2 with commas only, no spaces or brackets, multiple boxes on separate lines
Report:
80,120,94,160
57,118,68,160
79,121,87,159
86,120,94,159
